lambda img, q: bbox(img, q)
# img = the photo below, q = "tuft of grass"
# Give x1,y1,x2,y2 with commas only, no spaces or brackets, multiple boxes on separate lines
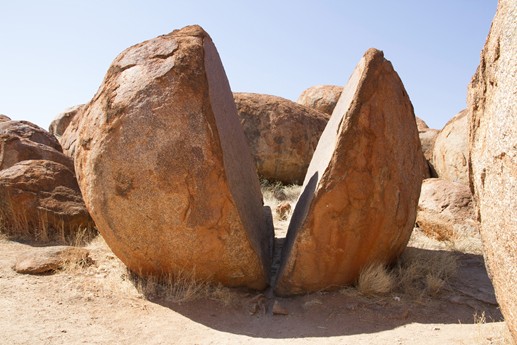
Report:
129,269,240,306
0,198,97,246
339,248,458,299
395,248,458,296
356,262,395,296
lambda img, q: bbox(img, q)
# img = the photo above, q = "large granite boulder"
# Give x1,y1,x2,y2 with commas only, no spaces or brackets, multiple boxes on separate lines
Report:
0,134,74,172
296,85,343,117
58,105,86,158
274,49,422,295
433,109,469,184
49,105,85,140
234,93,328,184
416,178,478,241
1,120,61,151
415,116,429,131
74,25,272,289
468,0,517,341
0,160,95,242
414,116,437,178
419,129,439,177
0,120,74,171
0,114,11,122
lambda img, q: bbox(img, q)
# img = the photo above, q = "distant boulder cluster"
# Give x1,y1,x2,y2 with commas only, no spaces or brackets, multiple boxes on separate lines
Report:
1,1,515,339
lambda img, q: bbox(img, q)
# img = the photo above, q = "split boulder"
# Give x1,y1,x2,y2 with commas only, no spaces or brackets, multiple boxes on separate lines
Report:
274,49,422,295
467,0,517,341
234,93,328,184
74,25,272,289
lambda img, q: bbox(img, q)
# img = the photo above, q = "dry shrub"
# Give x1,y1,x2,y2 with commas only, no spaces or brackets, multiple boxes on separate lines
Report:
357,262,395,296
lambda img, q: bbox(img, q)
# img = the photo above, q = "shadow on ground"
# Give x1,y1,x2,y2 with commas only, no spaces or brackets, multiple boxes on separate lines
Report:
143,247,503,339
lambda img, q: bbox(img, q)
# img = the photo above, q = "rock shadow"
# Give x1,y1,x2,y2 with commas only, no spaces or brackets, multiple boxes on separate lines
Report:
143,247,503,339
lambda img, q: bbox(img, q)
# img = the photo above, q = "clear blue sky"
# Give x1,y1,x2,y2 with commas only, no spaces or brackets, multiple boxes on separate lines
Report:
0,0,496,130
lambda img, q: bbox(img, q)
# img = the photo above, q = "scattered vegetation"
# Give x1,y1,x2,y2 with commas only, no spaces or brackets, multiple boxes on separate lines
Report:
260,179,301,235
341,247,458,299
410,227,483,255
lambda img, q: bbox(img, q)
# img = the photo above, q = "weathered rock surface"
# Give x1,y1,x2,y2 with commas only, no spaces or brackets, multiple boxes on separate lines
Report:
419,127,439,176
0,120,74,171
0,120,61,152
296,85,343,116
467,0,517,341
234,93,328,185
74,25,272,289
58,105,86,158
414,117,437,179
0,134,74,172
0,114,11,122
416,178,478,241
275,49,422,295
0,160,95,242
433,109,469,184
13,246,91,274
415,116,429,131
49,104,85,139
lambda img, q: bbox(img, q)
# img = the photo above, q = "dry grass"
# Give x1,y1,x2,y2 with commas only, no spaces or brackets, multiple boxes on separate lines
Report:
260,179,301,236
129,268,240,306
473,311,513,345
395,247,458,296
340,248,458,299
410,227,483,255
0,200,97,246
356,262,395,296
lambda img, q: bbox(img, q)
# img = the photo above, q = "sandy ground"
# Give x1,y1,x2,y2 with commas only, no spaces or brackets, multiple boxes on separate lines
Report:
0,182,511,345
0,229,511,345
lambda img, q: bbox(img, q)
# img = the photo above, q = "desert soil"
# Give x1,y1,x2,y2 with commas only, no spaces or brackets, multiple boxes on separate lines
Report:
0,184,511,344
0,233,511,345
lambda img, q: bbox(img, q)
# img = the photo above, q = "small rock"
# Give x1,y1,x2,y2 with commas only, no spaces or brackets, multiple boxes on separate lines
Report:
272,300,289,315
275,202,292,221
13,246,91,274
248,294,266,315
